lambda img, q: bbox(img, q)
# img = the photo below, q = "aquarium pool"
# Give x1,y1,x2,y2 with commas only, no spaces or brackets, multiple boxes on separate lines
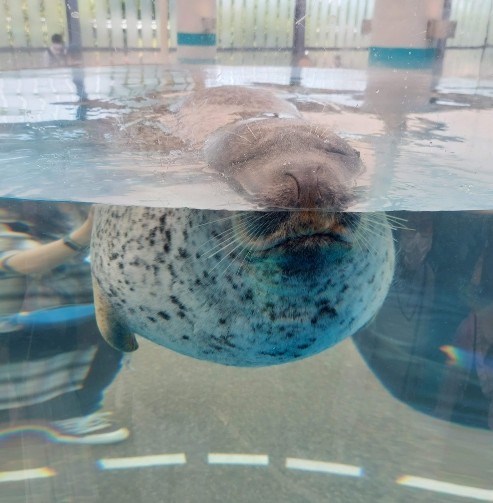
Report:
0,64,492,503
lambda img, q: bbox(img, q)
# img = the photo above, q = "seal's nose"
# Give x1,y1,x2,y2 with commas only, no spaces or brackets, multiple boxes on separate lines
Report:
284,165,351,210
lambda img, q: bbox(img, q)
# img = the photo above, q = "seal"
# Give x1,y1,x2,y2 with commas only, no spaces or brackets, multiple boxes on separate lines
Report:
91,86,395,367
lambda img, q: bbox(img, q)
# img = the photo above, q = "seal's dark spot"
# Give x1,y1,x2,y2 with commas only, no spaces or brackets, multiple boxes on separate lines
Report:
244,289,254,301
319,305,337,318
178,248,189,259
297,343,311,350
170,296,187,311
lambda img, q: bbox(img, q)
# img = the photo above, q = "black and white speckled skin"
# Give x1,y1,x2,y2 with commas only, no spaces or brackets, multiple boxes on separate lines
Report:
91,207,394,366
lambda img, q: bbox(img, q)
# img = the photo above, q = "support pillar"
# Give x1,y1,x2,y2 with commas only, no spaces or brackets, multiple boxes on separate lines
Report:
65,0,82,49
176,0,216,64
158,0,169,59
369,0,444,69
291,0,306,66
364,1,452,204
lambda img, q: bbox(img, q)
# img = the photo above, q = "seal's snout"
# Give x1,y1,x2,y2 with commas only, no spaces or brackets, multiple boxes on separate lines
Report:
283,164,352,210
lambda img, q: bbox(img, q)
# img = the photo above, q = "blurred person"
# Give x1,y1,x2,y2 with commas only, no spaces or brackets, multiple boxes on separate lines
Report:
0,200,128,444
354,213,436,408
45,34,67,67
435,228,493,430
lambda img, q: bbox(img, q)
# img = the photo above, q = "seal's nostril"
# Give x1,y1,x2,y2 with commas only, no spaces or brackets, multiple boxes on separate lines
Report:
284,173,301,202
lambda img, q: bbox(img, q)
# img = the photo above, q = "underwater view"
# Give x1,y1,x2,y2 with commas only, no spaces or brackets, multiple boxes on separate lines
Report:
1,0,493,502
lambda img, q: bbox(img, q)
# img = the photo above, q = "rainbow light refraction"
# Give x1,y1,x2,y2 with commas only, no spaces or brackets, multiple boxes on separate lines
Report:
440,345,475,368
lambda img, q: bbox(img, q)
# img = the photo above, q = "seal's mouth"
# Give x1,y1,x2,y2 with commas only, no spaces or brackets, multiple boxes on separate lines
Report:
231,211,357,254
259,231,350,252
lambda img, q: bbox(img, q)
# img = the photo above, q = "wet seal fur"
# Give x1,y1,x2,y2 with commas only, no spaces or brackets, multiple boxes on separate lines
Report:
91,86,395,367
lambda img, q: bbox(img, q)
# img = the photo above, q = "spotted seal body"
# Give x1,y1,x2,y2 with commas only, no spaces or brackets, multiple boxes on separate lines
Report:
92,86,395,367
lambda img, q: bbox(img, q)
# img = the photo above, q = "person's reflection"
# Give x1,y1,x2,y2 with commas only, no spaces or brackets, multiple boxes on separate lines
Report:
0,201,128,444
44,34,67,67
435,228,493,429
354,213,436,407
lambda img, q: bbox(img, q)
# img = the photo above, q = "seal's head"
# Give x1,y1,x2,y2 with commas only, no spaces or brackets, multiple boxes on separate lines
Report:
205,118,364,210
91,86,393,367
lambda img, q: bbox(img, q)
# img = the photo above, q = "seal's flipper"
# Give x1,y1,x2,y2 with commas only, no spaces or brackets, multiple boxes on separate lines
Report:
93,280,138,352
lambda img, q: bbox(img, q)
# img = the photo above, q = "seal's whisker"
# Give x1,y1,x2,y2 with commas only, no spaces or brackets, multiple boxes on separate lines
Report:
204,232,239,259
224,214,274,278
379,214,409,226
320,127,332,140
364,218,404,237
234,216,275,274
357,218,387,235
232,244,253,277
317,125,334,141
222,130,253,144
384,214,407,223
310,124,321,137
352,224,377,254
197,213,264,255
208,238,250,274
225,212,271,250
384,216,412,231
246,124,258,140
217,240,252,279
362,219,399,246
241,212,274,234
196,226,237,254
357,217,393,254
360,218,389,233
209,213,269,264
241,213,272,242
194,213,235,228
241,212,276,242
351,231,368,254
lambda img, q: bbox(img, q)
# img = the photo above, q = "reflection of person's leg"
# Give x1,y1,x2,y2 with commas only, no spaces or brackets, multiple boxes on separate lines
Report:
74,79,88,101
48,325,130,445
39,339,123,420
0,317,129,444
75,340,123,416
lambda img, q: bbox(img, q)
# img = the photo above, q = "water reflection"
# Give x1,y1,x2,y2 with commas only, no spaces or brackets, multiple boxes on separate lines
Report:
0,66,491,211
354,211,493,430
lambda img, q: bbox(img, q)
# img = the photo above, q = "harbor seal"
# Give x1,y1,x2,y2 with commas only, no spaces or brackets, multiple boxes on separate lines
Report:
91,86,395,366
